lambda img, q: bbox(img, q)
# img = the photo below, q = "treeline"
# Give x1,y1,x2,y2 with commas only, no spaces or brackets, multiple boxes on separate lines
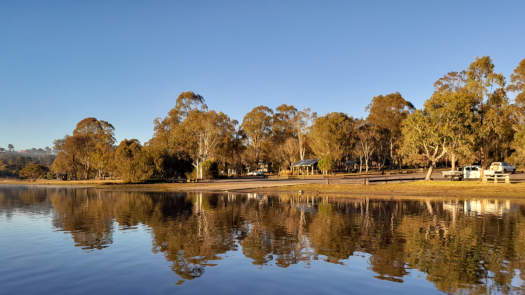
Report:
23,56,525,182
0,147,55,179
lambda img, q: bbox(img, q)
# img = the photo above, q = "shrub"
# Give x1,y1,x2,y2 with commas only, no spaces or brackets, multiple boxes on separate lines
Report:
318,155,333,175
19,163,49,180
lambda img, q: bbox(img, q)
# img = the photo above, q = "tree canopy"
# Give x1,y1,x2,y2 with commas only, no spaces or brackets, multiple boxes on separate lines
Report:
12,56,520,181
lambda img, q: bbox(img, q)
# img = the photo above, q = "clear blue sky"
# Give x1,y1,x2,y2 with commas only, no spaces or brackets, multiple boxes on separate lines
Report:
1,0,524,150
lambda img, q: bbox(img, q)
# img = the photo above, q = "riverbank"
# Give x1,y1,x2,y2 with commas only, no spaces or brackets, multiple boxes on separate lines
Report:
253,181,525,199
3,178,525,198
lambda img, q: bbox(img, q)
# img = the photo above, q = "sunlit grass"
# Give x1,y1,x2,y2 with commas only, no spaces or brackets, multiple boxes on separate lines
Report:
2,178,525,198
262,181,525,198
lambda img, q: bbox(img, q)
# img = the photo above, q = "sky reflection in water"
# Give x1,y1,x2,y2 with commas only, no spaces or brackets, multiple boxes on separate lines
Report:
0,185,524,294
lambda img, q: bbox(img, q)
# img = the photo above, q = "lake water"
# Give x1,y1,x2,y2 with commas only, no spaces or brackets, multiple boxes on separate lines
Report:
1,185,524,294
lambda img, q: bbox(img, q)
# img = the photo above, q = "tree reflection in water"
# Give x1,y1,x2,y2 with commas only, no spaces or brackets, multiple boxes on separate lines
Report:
1,187,524,293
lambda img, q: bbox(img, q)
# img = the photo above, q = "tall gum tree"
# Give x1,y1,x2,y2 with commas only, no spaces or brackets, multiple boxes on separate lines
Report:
148,91,207,178
114,139,154,183
309,112,355,168
241,105,274,169
425,90,477,170
465,56,507,176
401,110,447,180
508,58,525,125
356,120,376,173
270,105,316,171
366,92,414,170
178,110,236,179
294,108,316,161
432,58,518,172
51,117,115,179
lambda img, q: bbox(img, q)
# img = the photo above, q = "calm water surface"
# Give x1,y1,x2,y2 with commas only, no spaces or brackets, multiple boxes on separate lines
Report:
1,185,525,294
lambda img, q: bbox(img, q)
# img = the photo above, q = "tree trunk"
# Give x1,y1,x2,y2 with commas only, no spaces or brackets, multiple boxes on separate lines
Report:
480,144,486,179
425,164,434,181
389,139,394,170
450,153,456,171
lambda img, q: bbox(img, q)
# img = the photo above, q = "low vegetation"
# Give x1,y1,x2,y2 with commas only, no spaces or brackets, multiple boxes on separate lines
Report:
260,181,525,199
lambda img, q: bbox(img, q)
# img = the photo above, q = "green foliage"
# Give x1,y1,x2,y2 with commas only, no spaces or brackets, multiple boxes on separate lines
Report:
424,90,478,167
202,160,219,179
114,139,154,183
19,163,49,180
241,105,274,166
149,91,237,179
0,151,54,178
51,117,115,179
508,126,525,168
508,58,525,107
309,112,356,163
317,155,333,175
366,92,414,169
42,57,525,180
401,110,447,180
186,160,220,180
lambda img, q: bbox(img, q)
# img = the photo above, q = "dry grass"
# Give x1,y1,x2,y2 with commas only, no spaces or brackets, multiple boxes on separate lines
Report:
3,178,525,198
0,178,231,191
257,181,525,199
0,178,122,186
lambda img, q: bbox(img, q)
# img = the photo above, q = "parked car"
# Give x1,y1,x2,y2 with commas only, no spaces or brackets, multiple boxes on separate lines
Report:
247,171,265,176
489,162,515,174
442,165,495,180
463,165,483,179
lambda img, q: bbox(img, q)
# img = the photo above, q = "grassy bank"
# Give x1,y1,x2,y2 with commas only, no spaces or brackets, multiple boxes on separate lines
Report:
256,181,525,198
0,179,122,186
3,178,525,198
0,178,194,191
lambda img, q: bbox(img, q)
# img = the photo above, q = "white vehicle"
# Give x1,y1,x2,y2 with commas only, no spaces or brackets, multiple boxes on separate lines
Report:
247,171,265,176
489,162,515,174
463,165,483,179
442,165,495,180
443,163,515,180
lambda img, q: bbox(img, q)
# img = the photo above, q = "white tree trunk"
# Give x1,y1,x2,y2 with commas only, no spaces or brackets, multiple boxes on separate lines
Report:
425,164,433,181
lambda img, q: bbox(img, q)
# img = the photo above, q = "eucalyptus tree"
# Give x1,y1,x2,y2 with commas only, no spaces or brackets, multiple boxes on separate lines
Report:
426,89,478,170
401,110,447,180
356,120,375,173
508,58,525,103
465,56,510,174
430,57,514,173
294,108,316,161
366,92,414,169
309,112,356,169
510,127,525,168
114,139,154,183
178,110,236,179
51,117,115,179
507,59,525,168
241,105,274,168
270,104,315,171
508,58,525,125
272,104,297,142
148,91,207,178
